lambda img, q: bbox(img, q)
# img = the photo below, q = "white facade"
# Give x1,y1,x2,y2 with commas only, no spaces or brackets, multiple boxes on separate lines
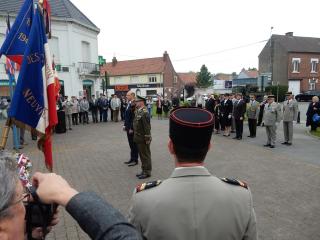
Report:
107,74,164,97
0,15,100,98
212,79,232,94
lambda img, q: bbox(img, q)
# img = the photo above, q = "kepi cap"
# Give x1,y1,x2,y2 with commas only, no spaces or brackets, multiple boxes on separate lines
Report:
170,108,214,152
285,91,293,95
268,95,275,99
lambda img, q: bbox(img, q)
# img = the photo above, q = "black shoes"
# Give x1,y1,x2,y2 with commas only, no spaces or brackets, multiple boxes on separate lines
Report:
282,142,292,146
264,144,271,147
128,162,138,167
137,174,151,179
269,145,275,148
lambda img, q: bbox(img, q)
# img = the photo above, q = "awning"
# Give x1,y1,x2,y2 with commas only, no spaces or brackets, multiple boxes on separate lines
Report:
83,80,93,86
0,80,16,86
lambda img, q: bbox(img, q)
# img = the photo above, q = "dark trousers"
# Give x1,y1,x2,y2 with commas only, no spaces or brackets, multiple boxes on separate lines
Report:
72,113,78,125
99,109,103,122
215,118,220,131
79,112,82,123
235,119,243,138
91,110,98,123
136,143,152,175
110,108,113,120
311,121,318,131
82,111,89,124
220,116,225,131
257,110,264,126
127,131,138,162
121,109,125,121
248,118,257,137
102,109,108,122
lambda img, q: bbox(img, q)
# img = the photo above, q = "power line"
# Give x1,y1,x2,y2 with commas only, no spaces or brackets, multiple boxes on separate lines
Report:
173,39,268,62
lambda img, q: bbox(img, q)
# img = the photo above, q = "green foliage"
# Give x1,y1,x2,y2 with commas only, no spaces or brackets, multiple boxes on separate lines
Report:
310,128,320,137
265,85,288,102
196,65,212,88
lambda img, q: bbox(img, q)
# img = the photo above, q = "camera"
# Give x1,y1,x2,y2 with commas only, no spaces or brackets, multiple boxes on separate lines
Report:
24,187,56,240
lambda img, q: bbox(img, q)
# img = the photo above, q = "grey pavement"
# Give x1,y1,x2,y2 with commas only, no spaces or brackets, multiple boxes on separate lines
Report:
1,113,319,240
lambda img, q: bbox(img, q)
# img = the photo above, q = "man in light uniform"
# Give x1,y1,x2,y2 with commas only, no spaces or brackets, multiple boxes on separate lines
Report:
282,91,299,145
129,107,257,240
263,95,282,148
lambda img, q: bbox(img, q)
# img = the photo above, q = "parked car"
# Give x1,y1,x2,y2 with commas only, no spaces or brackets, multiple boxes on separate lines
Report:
295,91,320,102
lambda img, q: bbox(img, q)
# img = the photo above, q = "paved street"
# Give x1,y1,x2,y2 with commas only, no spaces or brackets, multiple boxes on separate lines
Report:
1,109,320,240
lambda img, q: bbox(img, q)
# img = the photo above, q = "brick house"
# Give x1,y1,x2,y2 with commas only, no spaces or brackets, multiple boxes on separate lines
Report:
100,51,182,98
178,72,197,86
258,32,320,95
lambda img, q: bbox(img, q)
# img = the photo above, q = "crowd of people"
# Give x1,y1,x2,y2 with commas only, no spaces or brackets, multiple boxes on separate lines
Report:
203,91,304,148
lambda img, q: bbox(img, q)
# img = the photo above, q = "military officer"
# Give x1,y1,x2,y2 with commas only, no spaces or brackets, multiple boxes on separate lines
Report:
133,96,152,179
128,107,257,240
247,94,260,138
263,95,282,148
282,91,299,145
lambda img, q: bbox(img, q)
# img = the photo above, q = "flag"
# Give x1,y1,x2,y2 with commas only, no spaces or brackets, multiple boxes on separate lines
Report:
4,15,16,76
42,0,52,38
8,7,58,171
0,0,34,65
52,59,61,98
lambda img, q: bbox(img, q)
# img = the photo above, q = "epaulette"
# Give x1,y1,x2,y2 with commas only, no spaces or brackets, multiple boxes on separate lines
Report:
220,178,248,189
135,180,162,193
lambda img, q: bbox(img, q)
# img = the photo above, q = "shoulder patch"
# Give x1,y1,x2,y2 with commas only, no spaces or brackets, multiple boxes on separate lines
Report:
135,180,162,193
220,178,248,189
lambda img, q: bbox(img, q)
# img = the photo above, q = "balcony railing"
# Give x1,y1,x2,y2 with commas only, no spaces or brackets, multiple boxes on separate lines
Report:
78,62,100,75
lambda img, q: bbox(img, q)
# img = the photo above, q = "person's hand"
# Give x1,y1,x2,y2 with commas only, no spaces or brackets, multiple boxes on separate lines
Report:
240,117,243,121
122,126,126,131
228,114,232,119
32,173,78,207
129,129,134,134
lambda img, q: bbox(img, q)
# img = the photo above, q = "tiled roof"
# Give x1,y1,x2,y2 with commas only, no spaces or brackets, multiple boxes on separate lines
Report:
0,0,99,31
214,73,233,81
178,72,197,85
102,57,167,76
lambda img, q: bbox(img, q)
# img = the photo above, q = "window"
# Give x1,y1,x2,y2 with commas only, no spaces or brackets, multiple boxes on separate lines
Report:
148,76,157,83
311,58,319,73
146,90,157,96
81,41,91,62
174,76,178,84
309,79,316,90
292,58,300,73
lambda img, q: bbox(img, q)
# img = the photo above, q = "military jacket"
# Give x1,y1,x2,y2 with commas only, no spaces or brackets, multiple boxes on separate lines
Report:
282,99,299,122
128,167,257,240
247,100,260,119
263,102,282,126
133,106,151,143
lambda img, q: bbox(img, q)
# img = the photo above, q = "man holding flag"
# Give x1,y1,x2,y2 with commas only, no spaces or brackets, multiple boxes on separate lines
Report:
0,0,58,171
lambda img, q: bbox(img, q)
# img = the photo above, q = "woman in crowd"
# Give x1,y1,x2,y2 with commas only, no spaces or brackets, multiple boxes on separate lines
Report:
156,95,163,120
306,96,320,131
162,97,171,118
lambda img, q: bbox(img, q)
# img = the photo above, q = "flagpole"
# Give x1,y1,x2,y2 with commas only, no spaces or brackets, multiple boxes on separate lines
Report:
8,72,20,150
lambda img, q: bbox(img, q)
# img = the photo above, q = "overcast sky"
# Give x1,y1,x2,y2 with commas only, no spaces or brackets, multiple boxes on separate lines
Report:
71,0,320,74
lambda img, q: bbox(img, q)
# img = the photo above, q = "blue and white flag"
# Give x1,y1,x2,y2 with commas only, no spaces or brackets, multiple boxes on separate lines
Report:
0,0,33,65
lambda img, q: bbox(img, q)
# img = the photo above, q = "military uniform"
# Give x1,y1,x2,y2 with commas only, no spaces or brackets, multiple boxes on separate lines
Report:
129,107,257,240
282,93,299,145
129,167,257,240
263,96,282,147
133,101,152,177
247,99,260,137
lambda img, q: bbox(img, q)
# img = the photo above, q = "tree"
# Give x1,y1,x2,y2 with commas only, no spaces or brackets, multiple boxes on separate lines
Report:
196,65,212,88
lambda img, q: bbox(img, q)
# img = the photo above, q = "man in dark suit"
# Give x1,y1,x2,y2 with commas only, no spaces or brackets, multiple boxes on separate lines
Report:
233,93,246,140
123,91,139,166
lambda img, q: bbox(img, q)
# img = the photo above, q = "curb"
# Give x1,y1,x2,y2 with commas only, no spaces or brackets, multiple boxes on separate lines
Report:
306,130,320,140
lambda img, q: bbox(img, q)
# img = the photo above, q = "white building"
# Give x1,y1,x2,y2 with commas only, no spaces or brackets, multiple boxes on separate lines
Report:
0,0,100,98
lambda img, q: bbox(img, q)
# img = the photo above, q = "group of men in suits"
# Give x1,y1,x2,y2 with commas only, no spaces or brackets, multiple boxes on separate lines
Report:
206,91,299,148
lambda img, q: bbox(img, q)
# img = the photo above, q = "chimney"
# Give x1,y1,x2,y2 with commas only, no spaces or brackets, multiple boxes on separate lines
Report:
112,56,117,66
163,51,169,61
285,32,293,37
